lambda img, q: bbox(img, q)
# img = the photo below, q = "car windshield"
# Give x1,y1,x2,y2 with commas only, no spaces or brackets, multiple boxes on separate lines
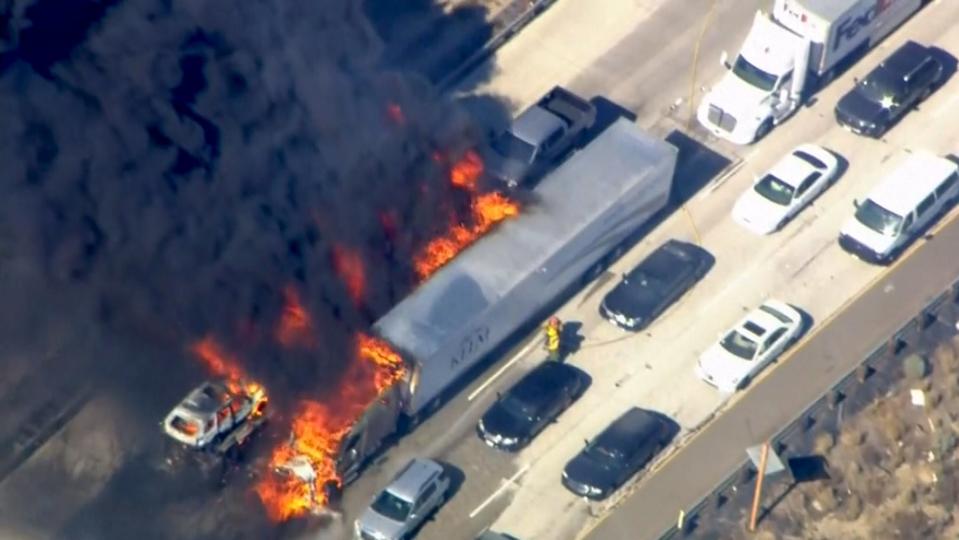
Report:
491,132,536,163
793,150,827,169
732,55,778,92
500,394,538,420
720,330,759,360
855,199,903,236
858,70,905,103
371,489,413,522
753,174,794,206
170,415,201,437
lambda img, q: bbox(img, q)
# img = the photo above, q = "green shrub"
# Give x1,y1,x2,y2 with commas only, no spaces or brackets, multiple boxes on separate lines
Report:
903,353,929,380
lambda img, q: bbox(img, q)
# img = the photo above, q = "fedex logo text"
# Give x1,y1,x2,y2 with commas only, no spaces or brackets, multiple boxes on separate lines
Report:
834,0,894,51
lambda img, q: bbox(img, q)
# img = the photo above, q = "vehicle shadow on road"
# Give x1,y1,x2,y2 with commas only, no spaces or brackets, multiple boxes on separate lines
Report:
928,47,958,95
825,148,850,185
792,305,816,339
438,461,467,501
664,129,732,207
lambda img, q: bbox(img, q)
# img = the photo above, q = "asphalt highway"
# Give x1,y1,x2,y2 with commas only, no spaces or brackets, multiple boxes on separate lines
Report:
585,188,959,540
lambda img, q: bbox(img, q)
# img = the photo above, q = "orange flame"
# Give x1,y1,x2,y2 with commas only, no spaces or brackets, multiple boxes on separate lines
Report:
331,245,367,306
412,150,520,279
357,333,407,394
190,337,269,418
276,286,315,348
191,336,247,388
254,333,407,521
449,149,483,190
255,399,353,521
413,191,519,279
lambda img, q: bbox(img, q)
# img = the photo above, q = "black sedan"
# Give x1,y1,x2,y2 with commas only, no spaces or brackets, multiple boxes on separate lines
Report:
561,407,678,500
835,40,943,138
599,239,712,331
477,361,587,451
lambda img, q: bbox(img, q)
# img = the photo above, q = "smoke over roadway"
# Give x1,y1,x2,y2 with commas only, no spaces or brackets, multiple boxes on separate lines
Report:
0,0,504,538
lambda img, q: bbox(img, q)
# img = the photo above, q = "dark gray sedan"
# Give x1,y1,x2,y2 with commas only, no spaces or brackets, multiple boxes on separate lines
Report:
561,407,678,500
599,239,712,331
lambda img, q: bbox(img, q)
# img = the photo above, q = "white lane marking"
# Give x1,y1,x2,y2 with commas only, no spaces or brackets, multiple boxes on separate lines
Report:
467,339,539,401
468,463,531,519
698,159,745,200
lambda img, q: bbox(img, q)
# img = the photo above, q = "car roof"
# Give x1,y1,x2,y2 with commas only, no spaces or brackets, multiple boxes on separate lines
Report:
511,362,577,399
177,381,231,417
595,407,661,452
634,239,699,275
879,41,932,75
866,152,958,216
736,307,782,339
510,106,565,145
768,147,825,188
385,458,443,502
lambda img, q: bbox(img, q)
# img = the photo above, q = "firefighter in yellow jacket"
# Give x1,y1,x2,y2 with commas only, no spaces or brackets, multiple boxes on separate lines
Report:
545,316,563,361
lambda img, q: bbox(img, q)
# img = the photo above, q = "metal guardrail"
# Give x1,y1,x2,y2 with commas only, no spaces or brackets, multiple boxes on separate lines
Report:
656,276,959,539
437,0,559,91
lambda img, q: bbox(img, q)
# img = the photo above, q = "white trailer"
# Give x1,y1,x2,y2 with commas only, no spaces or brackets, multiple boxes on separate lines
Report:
331,118,678,485
697,0,923,145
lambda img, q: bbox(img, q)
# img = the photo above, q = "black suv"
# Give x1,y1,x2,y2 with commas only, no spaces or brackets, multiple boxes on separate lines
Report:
835,41,943,138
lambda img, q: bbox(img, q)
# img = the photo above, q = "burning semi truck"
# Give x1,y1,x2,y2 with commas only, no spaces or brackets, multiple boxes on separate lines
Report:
160,117,678,509
328,118,679,485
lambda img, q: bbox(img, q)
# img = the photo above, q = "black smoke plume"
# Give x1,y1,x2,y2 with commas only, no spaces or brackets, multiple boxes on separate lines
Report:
1,0,493,393
0,0,503,538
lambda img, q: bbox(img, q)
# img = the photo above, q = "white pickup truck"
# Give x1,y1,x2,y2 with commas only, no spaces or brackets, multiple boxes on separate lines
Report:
697,0,923,145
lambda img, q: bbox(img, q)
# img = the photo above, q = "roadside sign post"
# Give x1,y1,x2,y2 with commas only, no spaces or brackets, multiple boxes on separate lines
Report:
746,440,787,532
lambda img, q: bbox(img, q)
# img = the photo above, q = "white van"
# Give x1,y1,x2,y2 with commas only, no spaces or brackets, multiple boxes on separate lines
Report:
839,152,959,264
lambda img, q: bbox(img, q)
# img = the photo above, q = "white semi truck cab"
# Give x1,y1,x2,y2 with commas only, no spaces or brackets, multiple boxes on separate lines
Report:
697,0,922,145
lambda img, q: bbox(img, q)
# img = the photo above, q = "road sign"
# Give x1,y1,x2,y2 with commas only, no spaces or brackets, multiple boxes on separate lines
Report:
747,444,786,476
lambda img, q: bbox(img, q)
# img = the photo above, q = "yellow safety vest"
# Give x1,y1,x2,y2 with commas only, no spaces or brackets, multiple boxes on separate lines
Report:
546,326,561,351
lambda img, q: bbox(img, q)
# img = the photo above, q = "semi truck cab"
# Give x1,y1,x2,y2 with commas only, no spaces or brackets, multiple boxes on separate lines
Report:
697,11,808,145
697,0,923,145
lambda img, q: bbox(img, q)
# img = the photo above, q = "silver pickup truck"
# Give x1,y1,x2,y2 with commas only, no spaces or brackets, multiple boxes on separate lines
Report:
487,86,596,188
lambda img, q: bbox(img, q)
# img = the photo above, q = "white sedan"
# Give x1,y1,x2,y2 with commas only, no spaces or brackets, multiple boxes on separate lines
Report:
696,300,804,392
732,144,840,235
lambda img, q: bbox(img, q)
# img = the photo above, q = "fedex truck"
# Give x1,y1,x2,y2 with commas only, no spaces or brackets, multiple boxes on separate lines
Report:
697,0,923,145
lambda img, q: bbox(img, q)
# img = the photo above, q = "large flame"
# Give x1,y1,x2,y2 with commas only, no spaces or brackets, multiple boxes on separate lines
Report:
356,333,407,394
413,191,519,279
413,150,520,279
186,148,515,521
254,332,407,521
